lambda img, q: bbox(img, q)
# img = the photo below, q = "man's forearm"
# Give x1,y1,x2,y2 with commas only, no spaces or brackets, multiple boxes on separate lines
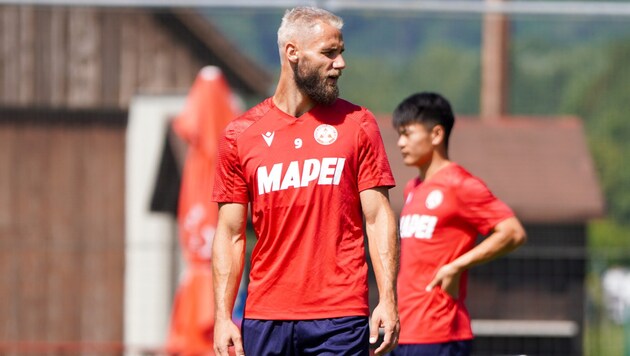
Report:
213,234,245,320
367,213,399,302
212,203,248,321
363,188,399,301
364,192,401,355
450,216,526,274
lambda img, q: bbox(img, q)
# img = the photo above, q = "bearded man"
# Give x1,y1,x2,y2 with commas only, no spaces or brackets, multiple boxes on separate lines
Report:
211,6,400,356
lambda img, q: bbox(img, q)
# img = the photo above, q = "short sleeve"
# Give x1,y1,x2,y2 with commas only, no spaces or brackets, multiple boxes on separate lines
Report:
356,111,396,191
212,126,249,203
457,175,514,235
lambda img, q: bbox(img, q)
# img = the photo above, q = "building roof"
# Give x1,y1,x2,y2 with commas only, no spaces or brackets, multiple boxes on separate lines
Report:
378,115,605,224
158,9,273,96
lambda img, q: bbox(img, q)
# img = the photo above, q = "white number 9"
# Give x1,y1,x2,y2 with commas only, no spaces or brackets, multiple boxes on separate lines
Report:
294,138,303,149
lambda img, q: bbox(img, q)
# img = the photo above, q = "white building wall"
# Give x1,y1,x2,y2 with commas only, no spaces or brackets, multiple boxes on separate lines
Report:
125,95,185,351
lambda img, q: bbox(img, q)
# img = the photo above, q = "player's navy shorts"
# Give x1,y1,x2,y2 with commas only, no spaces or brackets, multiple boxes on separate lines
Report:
387,340,472,356
242,316,370,355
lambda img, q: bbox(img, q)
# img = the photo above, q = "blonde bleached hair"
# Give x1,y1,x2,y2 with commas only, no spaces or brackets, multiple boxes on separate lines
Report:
277,6,344,52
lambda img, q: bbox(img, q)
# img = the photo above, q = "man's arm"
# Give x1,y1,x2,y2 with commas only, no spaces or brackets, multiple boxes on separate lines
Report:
212,202,248,356
426,216,527,297
360,187,400,356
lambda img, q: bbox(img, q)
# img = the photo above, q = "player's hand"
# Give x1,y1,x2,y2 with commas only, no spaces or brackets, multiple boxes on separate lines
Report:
370,300,400,355
214,318,244,356
426,263,461,299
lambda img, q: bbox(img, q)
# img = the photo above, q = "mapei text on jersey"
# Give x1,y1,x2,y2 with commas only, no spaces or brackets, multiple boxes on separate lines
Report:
256,157,346,195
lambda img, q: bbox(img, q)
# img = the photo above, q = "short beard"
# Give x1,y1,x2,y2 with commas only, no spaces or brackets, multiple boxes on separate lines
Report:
293,62,339,106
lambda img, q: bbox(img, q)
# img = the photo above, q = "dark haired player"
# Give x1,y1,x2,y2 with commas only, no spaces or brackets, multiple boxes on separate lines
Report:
390,92,526,356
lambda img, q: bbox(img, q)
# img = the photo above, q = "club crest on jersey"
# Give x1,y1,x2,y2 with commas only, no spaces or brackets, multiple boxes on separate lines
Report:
314,124,338,145
425,190,443,209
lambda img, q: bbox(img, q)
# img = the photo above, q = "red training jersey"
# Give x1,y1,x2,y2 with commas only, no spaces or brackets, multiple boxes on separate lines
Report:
213,97,395,320
397,163,514,344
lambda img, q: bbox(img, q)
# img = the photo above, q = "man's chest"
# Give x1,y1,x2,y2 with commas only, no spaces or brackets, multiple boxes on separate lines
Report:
239,122,359,196
400,185,460,239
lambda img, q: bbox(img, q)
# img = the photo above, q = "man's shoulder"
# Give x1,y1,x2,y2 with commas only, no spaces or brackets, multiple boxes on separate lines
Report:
318,98,371,122
332,97,364,111
323,99,385,139
447,163,473,179
338,98,372,118
224,98,274,138
444,163,491,193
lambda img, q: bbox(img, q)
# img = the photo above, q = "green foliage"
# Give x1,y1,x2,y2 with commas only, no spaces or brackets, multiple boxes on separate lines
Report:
566,40,630,225
509,32,630,227
588,219,630,260
340,44,480,115
510,40,608,115
203,8,283,68
339,11,482,58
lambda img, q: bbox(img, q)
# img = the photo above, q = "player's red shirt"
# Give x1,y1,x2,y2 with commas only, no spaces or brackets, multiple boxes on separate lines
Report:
397,163,514,344
213,97,395,320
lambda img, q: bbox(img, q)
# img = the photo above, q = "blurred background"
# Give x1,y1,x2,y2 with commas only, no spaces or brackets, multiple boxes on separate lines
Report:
1,0,630,355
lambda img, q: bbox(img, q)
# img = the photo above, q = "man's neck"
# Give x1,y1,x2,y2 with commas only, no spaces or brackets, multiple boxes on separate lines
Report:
273,74,315,118
419,155,451,182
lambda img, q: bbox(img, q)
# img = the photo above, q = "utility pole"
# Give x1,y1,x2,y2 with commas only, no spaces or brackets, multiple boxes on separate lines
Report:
480,0,510,120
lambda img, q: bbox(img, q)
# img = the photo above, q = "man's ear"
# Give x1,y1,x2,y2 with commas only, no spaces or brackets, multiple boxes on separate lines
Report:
286,43,299,63
431,125,445,146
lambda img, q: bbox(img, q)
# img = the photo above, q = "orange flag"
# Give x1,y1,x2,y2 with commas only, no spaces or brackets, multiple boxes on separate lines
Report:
166,66,239,356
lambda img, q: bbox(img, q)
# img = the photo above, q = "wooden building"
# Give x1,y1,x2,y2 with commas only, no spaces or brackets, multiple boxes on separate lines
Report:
0,5,271,353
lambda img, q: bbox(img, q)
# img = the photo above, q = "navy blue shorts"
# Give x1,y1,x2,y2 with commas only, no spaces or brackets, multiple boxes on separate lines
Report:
388,340,472,356
242,316,370,355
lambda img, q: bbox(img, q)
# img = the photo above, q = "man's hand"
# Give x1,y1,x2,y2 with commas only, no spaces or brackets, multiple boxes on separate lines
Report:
426,217,527,299
425,263,461,299
214,318,244,356
370,301,400,355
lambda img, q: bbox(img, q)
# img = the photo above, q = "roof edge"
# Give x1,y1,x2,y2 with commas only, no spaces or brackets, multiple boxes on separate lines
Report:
163,8,273,96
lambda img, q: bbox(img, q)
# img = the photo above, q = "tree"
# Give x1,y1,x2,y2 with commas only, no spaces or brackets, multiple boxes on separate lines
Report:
566,39,630,225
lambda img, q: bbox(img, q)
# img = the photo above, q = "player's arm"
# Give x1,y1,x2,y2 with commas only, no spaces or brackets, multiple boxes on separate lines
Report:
426,216,527,297
360,187,400,356
212,202,248,356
